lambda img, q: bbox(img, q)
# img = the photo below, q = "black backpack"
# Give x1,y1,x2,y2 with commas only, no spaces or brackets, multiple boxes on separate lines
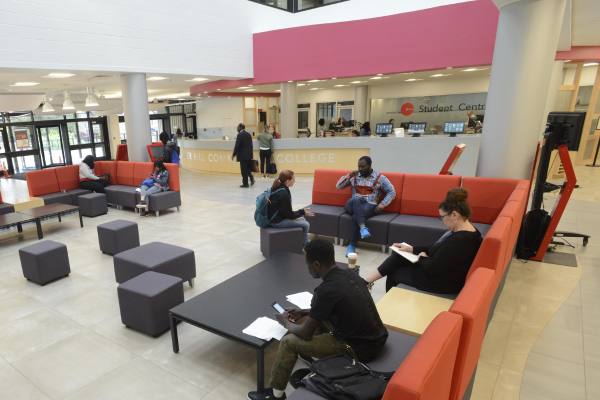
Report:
301,355,392,400
516,209,551,259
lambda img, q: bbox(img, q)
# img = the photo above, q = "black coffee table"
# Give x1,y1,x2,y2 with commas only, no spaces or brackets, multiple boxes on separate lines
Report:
19,203,83,239
0,212,36,235
169,252,346,392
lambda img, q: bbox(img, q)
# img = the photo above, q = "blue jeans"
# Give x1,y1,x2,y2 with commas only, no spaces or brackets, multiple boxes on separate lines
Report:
140,185,161,202
345,197,376,246
270,217,310,245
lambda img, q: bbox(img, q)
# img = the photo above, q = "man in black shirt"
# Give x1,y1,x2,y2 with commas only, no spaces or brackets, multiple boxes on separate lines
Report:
232,122,255,188
248,240,388,400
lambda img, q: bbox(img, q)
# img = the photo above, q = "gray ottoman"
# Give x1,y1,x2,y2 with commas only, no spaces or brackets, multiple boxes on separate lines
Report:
117,271,184,337
19,240,70,285
97,219,140,255
79,193,108,217
260,227,304,258
113,241,196,287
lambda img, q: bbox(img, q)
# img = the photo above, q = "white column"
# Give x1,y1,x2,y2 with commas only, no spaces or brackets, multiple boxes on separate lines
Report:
120,73,151,161
354,85,369,124
107,114,121,159
477,0,567,179
540,61,565,136
280,82,297,138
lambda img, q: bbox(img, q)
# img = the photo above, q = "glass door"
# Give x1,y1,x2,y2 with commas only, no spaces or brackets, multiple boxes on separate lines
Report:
37,125,66,167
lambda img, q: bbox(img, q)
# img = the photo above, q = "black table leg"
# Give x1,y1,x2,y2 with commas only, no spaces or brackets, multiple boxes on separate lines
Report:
78,211,83,227
257,347,265,392
58,214,61,223
17,223,22,233
170,314,180,353
35,220,43,239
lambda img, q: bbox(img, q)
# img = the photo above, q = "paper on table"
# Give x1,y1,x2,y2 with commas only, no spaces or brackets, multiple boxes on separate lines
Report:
390,244,420,263
286,291,313,310
243,317,288,341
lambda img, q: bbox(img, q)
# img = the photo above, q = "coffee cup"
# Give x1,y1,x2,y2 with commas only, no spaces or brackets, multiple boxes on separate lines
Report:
347,252,358,268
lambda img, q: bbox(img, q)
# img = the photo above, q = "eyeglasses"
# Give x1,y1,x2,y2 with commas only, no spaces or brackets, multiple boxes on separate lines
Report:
439,213,450,220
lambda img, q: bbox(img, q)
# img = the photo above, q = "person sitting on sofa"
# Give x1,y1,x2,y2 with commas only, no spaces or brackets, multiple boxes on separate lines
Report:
247,239,388,400
364,188,482,294
267,170,314,245
336,156,396,256
136,160,169,214
79,155,109,193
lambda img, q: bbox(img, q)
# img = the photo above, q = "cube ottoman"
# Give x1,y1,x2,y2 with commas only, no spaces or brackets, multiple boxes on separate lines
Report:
19,240,70,285
117,271,184,336
97,219,140,255
260,227,304,258
113,241,196,287
79,193,108,217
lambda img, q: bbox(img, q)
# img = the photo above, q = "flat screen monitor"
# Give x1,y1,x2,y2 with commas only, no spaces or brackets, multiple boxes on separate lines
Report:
375,123,393,135
408,123,426,134
444,122,465,134
546,112,586,151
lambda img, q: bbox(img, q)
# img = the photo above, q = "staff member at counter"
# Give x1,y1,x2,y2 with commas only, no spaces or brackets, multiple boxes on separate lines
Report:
232,123,255,188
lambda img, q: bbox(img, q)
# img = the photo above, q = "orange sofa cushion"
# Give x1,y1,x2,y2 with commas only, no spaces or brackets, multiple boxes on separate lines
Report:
383,312,462,400
94,161,117,182
468,216,511,281
165,163,180,191
449,268,496,400
116,161,135,186
26,169,60,197
401,174,461,217
55,165,80,191
133,162,154,186
312,169,351,206
383,172,404,213
461,177,518,224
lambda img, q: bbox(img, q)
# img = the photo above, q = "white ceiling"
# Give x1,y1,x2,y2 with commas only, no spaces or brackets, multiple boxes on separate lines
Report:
572,0,600,46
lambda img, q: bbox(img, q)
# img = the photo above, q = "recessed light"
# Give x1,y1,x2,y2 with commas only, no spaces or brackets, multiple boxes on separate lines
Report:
288,80,293,83
244,89,256,92
43,73,75,79
584,62,599,67
350,81,363,84
462,67,488,72
185,77,209,82
237,86,251,89
405,78,423,82
275,89,281,92
334,84,348,87
331,77,337,80
217,89,222,91
147,76,167,81
10,82,39,87
430,73,451,78
103,92,122,99
309,87,321,91
297,83,306,87
376,73,383,76
307,79,320,83
369,76,383,80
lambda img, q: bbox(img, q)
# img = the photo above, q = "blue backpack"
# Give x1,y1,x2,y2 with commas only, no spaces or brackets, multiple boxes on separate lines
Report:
254,187,285,228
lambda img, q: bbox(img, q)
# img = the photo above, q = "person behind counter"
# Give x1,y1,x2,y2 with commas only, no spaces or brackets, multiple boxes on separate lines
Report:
257,127,274,178
316,118,327,137
360,122,371,136
364,188,482,294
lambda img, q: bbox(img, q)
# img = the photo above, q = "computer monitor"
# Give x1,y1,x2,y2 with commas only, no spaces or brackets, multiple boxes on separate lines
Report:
546,112,586,151
375,123,393,136
408,123,426,134
443,121,465,136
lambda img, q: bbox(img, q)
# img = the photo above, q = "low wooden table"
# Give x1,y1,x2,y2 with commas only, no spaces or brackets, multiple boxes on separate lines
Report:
0,212,36,235
376,287,454,336
19,203,83,239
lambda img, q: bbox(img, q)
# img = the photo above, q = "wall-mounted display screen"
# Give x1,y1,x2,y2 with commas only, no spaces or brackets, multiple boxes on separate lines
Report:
444,122,465,133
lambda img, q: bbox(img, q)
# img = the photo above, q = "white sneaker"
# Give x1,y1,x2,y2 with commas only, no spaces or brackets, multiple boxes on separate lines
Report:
135,188,141,192
136,204,147,209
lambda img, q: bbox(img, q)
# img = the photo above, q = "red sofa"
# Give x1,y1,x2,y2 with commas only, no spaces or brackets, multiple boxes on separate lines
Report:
26,161,181,216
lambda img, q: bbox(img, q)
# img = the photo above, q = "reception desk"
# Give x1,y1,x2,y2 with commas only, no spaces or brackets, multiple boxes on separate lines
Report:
180,135,481,176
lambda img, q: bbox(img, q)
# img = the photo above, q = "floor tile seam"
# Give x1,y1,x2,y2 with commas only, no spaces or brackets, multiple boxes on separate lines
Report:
4,350,58,400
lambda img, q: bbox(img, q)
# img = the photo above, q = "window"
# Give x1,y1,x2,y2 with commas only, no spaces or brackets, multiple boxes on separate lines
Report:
71,148,93,165
77,122,92,144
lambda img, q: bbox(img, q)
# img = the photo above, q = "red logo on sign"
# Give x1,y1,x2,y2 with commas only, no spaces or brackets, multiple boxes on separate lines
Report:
401,102,414,116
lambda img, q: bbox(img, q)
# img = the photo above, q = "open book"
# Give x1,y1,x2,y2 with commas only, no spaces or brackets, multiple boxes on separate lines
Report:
390,242,420,263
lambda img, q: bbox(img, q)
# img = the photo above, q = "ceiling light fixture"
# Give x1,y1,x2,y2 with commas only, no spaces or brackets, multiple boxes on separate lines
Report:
41,95,55,113
10,81,39,87
334,84,348,87
237,86,251,89
584,62,599,67
307,79,321,83
430,73,451,78
85,87,99,107
462,67,487,72
244,89,256,92
369,76,383,80
103,92,122,99
147,76,167,81
297,83,306,87
43,72,75,79
376,73,383,76
350,81,363,84
309,87,321,91
288,80,293,83
405,78,423,82
62,91,75,111
331,77,337,80
185,77,209,82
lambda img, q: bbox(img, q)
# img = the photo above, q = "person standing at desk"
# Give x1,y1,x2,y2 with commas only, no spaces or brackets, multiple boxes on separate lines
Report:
257,127,274,178
232,123,255,188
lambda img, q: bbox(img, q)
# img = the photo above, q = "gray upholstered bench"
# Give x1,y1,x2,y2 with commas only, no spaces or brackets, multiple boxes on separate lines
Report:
338,212,397,252
97,219,140,255
260,227,304,258
79,193,108,217
304,204,345,238
113,241,196,287
19,240,70,285
117,271,184,337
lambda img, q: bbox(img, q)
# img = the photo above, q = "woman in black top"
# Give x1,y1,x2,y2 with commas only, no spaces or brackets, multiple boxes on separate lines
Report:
365,188,482,294
268,170,315,245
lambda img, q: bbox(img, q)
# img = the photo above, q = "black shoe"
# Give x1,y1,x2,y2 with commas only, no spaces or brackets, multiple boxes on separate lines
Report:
290,368,311,389
247,388,286,400
240,184,250,188
250,177,255,186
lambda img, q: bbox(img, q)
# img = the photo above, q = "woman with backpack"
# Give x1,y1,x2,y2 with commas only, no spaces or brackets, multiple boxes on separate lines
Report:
267,170,314,245
136,160,170,215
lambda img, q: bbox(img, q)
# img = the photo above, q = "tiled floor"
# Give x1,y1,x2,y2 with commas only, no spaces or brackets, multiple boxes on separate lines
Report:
0,167,597,399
